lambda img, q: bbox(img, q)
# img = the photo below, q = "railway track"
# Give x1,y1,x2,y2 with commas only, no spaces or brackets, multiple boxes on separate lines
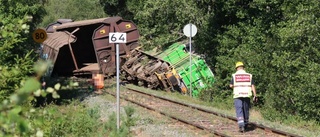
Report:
105,86,303,137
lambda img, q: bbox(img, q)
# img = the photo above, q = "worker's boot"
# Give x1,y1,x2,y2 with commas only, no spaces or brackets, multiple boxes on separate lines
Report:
239,126,245,133
244,124,248,130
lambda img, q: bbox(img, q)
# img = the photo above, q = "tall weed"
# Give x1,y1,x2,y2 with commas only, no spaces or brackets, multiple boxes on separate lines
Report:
103,106,137,137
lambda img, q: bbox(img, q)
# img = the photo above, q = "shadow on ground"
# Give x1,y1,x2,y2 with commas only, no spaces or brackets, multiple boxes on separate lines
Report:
33,76,95,107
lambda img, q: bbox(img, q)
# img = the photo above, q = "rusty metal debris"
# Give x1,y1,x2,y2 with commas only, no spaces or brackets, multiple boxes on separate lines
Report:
42,17,140,76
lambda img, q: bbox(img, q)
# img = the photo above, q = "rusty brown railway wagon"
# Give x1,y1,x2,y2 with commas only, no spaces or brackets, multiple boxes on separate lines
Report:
41,17,213,94
41,17,140,76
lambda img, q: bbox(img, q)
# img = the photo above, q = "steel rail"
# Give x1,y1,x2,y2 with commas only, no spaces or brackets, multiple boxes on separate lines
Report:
125,87,303,137
105,90,230,137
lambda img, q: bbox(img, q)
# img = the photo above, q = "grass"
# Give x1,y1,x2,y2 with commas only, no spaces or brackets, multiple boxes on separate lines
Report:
32,100,103,137
29,77,138,137
35,97,138,137
34,77,320,136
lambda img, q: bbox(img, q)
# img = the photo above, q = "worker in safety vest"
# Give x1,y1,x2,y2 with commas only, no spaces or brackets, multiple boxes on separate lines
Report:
229,61,257,132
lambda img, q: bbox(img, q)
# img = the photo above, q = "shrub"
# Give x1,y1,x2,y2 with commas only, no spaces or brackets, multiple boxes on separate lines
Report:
103,106,137,137
49,105,101,137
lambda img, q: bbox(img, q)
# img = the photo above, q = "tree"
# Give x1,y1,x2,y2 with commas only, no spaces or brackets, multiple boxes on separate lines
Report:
265,0,320,122
0,0,46,100
208,0,320,122
100,0,214,50
39,0,107,27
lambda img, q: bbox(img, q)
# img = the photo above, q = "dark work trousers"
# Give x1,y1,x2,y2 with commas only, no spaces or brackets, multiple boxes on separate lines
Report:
234,97,250,128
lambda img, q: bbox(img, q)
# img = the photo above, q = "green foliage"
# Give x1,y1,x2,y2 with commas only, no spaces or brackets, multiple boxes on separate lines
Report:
39,0,107,27
265,0,320,122
0,60,58,136
104,106,137,137
0,52,34,100
100,0,214,50
0,0,46,62
0,1,60,136
199,79,234,110
48,105,101,137
207,0,320,123
0,0,46,101
123,106,136,127
29,102,137,137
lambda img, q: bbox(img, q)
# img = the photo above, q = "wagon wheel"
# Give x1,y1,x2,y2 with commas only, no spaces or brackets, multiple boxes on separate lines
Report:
98,51,111,64
98,51,112,75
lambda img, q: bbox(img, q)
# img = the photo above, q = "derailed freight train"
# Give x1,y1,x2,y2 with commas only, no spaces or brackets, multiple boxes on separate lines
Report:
41,17,214,97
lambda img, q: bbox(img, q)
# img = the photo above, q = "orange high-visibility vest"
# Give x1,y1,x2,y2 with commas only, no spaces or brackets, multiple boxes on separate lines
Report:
93,73,104,89
232,70,252,98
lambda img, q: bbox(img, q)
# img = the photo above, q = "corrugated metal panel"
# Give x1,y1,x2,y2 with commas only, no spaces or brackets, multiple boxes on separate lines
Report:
42,31,76,64
43,31,76,50
55,18,109,30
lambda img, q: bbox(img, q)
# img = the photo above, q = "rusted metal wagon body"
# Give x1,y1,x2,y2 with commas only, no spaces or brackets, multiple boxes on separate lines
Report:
41,17,139,76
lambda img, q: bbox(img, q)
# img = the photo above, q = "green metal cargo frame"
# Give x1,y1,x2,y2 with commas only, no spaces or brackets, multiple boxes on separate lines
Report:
156,43,215,97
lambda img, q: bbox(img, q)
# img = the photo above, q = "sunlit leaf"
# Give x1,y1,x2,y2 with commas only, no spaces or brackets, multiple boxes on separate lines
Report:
33,89,41,97
46,87,55,93
72,82,79,87
54,83,61,90
10,106,22,114
41,90,47,97
52,92,60,99
30,108,36,113
36,130,44,137
20,78,41,93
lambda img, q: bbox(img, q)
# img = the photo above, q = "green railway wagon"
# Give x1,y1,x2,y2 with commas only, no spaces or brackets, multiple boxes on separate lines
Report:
156,43,215,97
